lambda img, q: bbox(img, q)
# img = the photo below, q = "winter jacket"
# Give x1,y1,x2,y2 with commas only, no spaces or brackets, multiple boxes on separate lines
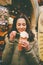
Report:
2,35,39,65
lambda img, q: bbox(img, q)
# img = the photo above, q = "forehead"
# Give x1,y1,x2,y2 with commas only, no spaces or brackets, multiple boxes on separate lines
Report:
17,18,26,23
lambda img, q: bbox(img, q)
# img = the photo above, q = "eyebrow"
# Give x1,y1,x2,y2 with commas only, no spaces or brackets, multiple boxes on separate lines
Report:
17,23,26,25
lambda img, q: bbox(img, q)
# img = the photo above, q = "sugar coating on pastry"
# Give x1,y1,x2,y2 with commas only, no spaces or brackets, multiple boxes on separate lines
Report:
20,31,29,38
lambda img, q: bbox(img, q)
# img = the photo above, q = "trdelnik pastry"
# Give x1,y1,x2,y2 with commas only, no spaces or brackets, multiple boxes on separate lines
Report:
18,31,30,51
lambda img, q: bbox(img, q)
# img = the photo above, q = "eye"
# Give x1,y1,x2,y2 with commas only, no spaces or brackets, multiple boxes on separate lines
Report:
22,23,26,26
17,23,21,26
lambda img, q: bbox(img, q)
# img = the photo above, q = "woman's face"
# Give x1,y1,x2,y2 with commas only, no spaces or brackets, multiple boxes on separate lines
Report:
16,18,27,33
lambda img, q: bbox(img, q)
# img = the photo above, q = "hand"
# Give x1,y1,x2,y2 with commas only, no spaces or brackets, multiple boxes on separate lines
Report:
19,39,30,50
9,31,17,41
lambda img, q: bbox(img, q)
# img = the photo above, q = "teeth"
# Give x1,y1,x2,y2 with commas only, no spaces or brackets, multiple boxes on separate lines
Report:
20,31,29,38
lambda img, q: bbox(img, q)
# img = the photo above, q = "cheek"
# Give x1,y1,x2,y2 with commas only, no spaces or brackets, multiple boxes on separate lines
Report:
16,25,19,28
24,26,27,30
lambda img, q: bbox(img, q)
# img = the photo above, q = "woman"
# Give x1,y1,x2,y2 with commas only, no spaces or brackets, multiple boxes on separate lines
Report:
2,15,39,65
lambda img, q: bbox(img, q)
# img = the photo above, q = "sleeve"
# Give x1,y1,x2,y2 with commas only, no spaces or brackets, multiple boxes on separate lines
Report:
2,35,15,65
25,49,39,65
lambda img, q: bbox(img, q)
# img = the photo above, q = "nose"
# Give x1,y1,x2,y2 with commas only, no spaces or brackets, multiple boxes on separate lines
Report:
20,25,23,28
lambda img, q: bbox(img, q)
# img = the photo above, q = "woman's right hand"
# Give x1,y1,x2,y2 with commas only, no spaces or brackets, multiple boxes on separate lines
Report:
9,31,17,41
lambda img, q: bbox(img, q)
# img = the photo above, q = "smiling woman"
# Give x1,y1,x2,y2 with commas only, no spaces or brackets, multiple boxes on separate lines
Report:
2,14,40,65
1,0,39,65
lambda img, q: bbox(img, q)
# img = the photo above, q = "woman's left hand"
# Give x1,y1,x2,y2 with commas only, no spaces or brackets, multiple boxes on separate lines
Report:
19,39,30,50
